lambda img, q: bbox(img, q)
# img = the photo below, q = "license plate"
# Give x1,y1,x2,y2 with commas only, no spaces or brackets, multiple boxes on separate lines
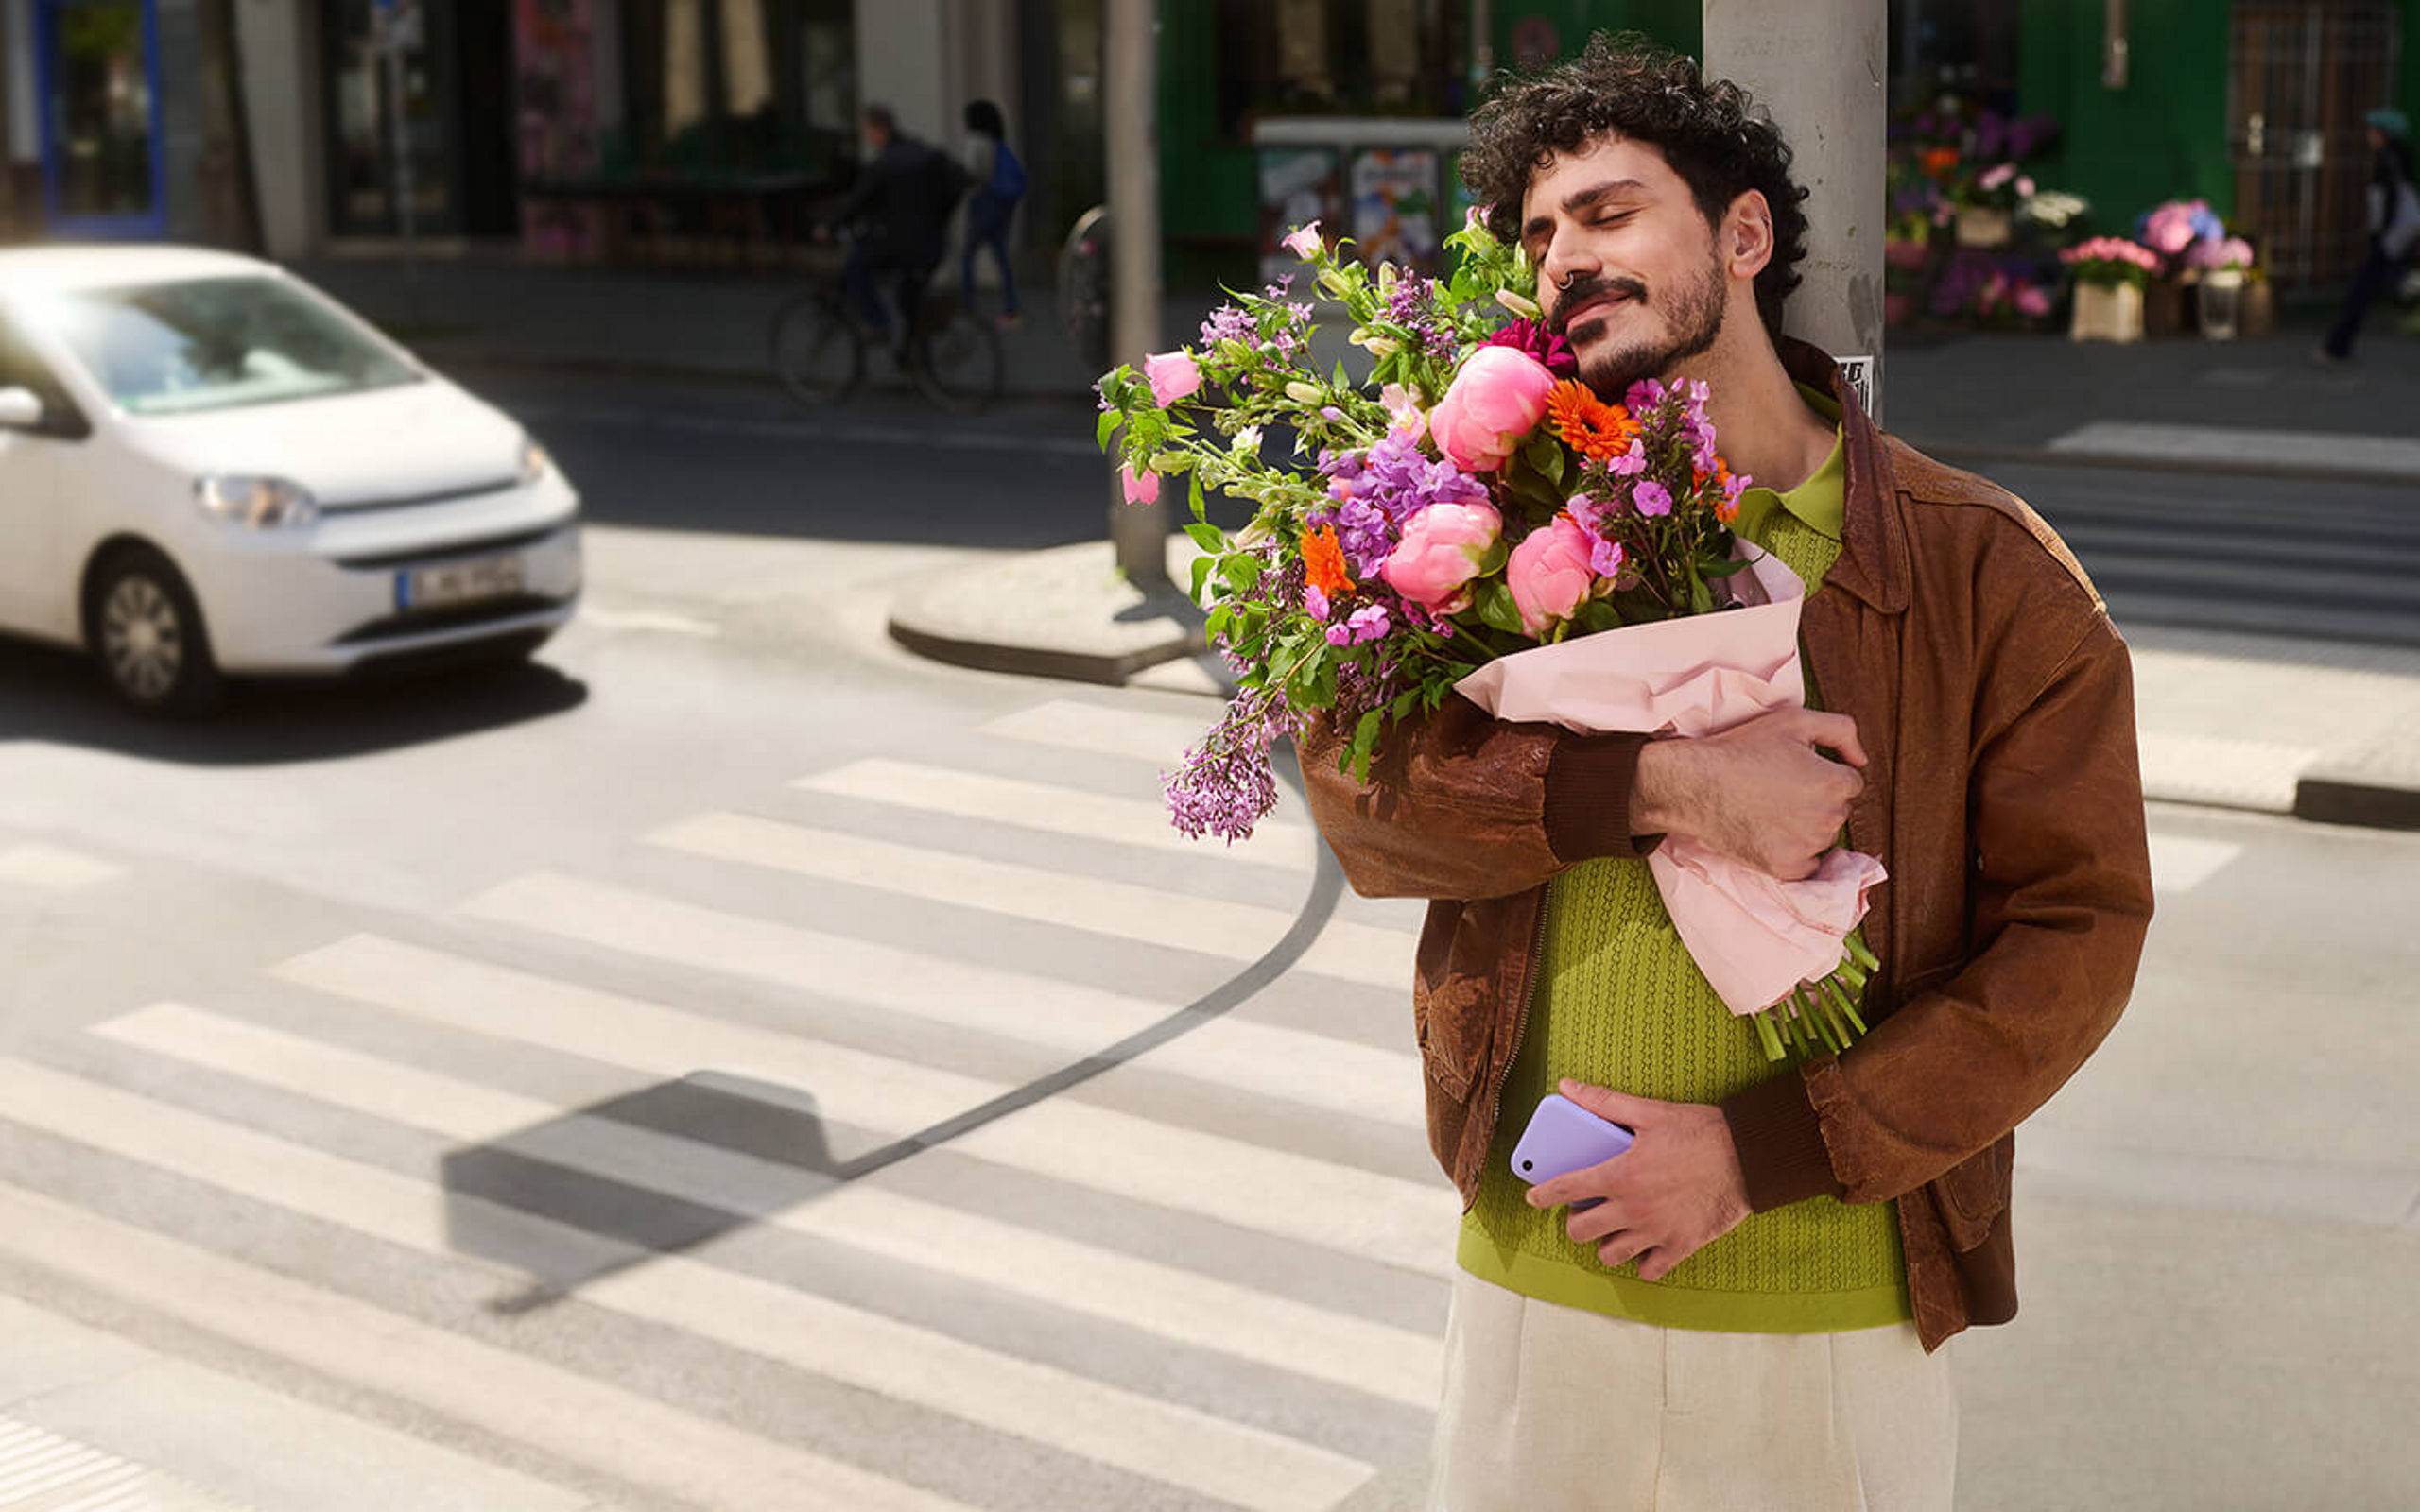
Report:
397,554,526,612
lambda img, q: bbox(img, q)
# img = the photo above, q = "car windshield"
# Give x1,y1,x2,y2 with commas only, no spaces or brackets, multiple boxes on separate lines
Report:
36,276,420,416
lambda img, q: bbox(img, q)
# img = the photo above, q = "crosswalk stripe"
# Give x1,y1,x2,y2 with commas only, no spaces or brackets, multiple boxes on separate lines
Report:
446,870,1426,1128
0,1057,1374,1511
0,842,121,891
791,756,1319,865
978,698,1230,765
645,812,1414,988
2147,833,2243,897
0,1413,254,1511
0,1183,972,1510
94,1003,1443,1410
279,929,1460,1272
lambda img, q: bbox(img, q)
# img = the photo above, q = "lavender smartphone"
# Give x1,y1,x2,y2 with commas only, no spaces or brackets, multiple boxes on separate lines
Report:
1509,1093,1634,1211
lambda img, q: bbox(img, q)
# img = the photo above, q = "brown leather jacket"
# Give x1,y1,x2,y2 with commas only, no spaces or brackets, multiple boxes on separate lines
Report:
1297,340,2154,1352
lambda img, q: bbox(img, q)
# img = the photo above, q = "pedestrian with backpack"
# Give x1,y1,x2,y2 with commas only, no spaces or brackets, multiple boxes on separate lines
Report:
2319,107,2420,363
960,99,1027,328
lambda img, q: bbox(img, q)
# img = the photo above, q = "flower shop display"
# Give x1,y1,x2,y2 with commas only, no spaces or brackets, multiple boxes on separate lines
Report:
1955,163,2033,248
1096,217,1883,1059
2186,235,2256,340
2059,236,2160,343
1928,249,2058,329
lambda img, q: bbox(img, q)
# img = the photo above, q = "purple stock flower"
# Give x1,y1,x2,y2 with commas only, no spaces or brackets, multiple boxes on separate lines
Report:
1625,378,1668,411
1384,277,1459,360
1481,319,1578,377
1324,604,1392,647
1312,430,1490,579
1200,303,1255,347
1163,687,1297,844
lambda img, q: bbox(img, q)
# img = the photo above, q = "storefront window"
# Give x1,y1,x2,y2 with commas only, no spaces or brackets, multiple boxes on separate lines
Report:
616,0,850,176
322,0,457,235
38,0,160,228
1214,0,1462,135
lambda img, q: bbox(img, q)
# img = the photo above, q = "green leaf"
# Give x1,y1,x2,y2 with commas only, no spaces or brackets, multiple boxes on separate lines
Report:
1189,469,1208,520
1189,554,1217,601
1689,576,1714,615
1353,706,1385,757
1219,554,1263,592
1097,410,1122,451
1523,437,1566,488
1184,522,1226,552
1473,578,1526,636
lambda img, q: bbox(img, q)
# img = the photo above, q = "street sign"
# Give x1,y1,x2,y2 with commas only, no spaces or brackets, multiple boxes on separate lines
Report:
1838,354,1876,421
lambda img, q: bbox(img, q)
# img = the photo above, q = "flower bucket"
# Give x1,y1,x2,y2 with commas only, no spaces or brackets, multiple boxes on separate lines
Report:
2196,268,2246,341
2241,279,2276,339
2070,281,2145,343
2143,275,2190,338
1954,206,2013,248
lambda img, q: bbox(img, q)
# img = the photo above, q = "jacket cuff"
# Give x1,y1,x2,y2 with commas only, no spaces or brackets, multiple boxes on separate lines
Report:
1721,1070,1844,1212
1542,732,1660,861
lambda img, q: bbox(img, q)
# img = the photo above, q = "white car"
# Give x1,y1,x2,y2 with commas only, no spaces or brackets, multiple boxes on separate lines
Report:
0,245,582,713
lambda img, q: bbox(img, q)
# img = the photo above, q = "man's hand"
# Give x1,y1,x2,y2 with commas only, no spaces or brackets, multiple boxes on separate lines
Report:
1525,1079,1752,1281
1632,707,1866,880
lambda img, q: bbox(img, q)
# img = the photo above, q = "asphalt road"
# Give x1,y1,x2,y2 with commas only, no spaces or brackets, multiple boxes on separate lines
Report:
0,371,2410,1511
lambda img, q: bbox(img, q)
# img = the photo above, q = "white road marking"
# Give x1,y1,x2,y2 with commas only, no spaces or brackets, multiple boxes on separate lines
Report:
577,605,722,636
94,1003,1443,1410
646,812,1413,988
0,1182,975,1510
2147,833,2243,897
791,757,1317,866
0,842,121,891
978,698,1233,766
447,871,1425,1127
2048,421,2420,479
279,929,1459,1272
0,1057,1374,1512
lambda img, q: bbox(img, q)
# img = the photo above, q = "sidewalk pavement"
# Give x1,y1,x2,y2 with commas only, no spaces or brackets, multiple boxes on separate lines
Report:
294,253,2420,828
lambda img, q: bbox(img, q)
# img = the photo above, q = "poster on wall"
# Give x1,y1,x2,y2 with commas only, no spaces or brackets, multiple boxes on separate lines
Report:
1350,147,1440,270
515,0,600,259
1258,146,1340,284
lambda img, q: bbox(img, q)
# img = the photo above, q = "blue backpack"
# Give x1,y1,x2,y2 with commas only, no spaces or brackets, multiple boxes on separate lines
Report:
988,143,1027,201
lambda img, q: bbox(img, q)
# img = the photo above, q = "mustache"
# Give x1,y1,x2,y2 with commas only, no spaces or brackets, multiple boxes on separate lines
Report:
1547,274,1648,334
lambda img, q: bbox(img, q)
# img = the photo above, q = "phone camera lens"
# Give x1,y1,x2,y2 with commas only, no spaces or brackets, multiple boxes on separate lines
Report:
1519,1160,1533,1172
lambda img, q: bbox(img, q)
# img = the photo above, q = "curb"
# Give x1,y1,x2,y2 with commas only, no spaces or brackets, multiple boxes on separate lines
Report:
2292,774,2420,831
885,618,1201,686
1910,438,2420,490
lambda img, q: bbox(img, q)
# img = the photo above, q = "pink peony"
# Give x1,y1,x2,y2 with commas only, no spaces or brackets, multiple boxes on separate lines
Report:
1506,515,1598,636
1145,350,1201,407
1382,500,1503,615
1429,346,1558,473
1119,464,1160,506
1282,220,1323,260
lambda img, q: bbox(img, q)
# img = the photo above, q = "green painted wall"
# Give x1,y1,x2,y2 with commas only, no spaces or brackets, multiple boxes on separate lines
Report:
2015,0,2234,231
1489,0,1701,71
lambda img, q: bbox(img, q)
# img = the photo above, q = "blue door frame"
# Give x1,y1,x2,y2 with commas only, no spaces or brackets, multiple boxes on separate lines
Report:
33,0,169,239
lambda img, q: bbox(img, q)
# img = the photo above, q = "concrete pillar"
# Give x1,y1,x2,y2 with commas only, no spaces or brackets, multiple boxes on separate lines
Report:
1701,0,1886,419
1104,0,1167,589
239,0,318,259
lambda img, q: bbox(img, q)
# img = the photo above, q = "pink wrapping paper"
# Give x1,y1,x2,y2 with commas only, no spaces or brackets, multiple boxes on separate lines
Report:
1453,549,1887,1017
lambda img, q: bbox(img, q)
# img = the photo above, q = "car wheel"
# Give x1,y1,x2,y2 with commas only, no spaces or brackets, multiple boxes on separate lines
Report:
90,546,222,715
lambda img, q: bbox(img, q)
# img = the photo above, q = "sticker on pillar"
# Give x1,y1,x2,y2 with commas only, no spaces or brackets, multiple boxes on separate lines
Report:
1836,355,1876,418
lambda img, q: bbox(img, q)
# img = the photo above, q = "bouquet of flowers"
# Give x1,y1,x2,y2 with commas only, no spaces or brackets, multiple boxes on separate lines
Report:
1094,216,1883,1060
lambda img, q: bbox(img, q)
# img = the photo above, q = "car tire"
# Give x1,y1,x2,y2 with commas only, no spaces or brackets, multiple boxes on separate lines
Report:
89,545,223,716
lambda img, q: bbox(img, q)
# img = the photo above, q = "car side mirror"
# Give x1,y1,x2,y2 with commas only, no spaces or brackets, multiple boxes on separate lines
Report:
0,387,45,431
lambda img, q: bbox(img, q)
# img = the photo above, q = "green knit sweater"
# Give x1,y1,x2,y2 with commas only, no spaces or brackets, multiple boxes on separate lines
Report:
1457,412,1912,1332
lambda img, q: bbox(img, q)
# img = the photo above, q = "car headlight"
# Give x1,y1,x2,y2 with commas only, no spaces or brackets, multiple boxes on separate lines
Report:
194,474,320,529
520,437,553,486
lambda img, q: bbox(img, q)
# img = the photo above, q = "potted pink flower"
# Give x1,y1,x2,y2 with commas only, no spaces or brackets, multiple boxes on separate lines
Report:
2186,236,2257,341
2059,236,2162,343
1955,163,2031,248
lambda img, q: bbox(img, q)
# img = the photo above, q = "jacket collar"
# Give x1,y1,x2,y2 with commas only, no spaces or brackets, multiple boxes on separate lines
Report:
1778,335,1910,613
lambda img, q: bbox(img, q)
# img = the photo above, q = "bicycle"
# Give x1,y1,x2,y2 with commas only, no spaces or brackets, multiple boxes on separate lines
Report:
768,249,1004,414
1058,204,1113,372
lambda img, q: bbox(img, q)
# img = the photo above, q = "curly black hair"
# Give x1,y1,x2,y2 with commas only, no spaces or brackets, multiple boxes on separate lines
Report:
1461,33,1810,343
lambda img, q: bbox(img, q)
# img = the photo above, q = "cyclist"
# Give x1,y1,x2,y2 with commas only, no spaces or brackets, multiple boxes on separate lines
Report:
821,104,969,361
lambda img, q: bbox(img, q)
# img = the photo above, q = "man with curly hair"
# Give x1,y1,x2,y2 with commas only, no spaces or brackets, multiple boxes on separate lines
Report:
1297,34,2153,1509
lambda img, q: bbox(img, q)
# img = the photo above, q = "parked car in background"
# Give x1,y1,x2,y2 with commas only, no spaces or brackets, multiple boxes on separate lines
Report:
0,246,582,713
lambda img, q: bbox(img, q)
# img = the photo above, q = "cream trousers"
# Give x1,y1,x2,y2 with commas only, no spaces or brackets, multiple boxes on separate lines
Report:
1429,1269,1958,1512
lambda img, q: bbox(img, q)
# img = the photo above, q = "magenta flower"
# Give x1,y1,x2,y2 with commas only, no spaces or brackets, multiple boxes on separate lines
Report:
1634,480,1673,518
1119,464,1160,506
1304,583,1331,621
1324,604,1391,646
1479,319,1578,378
1282,220,1323,260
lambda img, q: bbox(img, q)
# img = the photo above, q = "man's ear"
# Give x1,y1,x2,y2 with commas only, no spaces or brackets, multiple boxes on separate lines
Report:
1723,190,1776,280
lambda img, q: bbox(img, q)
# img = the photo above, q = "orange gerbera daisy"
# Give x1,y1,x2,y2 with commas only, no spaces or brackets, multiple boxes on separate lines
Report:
1302,525,1355,596
1545,380,1634,461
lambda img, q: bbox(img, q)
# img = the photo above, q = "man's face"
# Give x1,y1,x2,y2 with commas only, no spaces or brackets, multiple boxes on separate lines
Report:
863,120,892,155
1519,134,1740,399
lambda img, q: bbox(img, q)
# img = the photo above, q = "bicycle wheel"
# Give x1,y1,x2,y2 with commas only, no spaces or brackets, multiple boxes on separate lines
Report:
1058,206,1112,372
769,289,863,406
908,301,1005,415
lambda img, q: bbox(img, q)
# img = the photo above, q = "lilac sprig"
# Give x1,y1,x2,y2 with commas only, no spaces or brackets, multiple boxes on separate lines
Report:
1164,685,1298,844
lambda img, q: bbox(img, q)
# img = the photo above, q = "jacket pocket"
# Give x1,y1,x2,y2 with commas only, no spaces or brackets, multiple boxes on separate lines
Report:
1410,902,1493,1101
1929,1133,2012,1252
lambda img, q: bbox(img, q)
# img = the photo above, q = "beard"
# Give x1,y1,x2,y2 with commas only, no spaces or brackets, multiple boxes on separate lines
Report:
1549,254,1728,401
